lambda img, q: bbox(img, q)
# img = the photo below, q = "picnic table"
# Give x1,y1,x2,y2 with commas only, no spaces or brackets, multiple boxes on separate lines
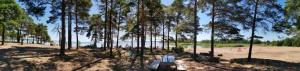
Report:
148,54,186,71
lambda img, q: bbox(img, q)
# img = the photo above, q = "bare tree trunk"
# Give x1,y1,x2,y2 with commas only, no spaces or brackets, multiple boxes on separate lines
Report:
162,19,165,51
32,35,35,44
131,33,133,48
67,0,72,50
193,0,198,59
136,0,140,54
150,19,153,52
17,29,20,43
1,25,5,45
109,0,114,58
20,23,23,45
75,1,79,49
154,26,157,50
94,35,97,48
167,19,170,50
116,25,119,48
59,31,61,45
104,0,108,50
248,0,259,62
175,13,180,48
116,2,122,48
140,0,145,70
60,0,66,56
210,0,215,57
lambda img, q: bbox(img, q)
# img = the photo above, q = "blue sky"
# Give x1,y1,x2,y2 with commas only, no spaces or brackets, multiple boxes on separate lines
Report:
17,0,287,42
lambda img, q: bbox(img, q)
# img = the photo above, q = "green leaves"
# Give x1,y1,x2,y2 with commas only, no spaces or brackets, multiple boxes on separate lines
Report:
87,14,103,38
76,0,92,19
18,0,48,18
0,0,22,22
285,0,300,31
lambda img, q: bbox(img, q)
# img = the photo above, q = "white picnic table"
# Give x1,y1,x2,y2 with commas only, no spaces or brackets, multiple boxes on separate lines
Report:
148,54,187,70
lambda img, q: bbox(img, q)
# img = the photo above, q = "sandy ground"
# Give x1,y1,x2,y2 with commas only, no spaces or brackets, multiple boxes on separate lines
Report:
0,43,299,71
186,45,300,63
0,43,60,49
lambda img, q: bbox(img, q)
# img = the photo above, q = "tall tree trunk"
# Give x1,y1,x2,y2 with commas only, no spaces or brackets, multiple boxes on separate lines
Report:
137,34,140,53
248,0,259,62
150,19,153,52
75,1,79,49
1,25,5,45
131,33,133,48
17,29,20,43
116,6,121,48
20,30,23,45
60,0,66,56
20,24,23,45
103,0,108,50
116,23,119,48
175,13,180,48
154,27,157,50
109,0,113,58
32,35,35,44
162,19,165,50
193,0,198,59
167,19,170,50
140,0,145,70
111,0,115,49
68,0,72,50
94,35,97,48
136,0,140,54
210,0,215,57
59,31,61,45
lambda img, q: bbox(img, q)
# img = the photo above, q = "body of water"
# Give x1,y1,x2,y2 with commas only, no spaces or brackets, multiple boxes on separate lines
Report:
53,40,202,48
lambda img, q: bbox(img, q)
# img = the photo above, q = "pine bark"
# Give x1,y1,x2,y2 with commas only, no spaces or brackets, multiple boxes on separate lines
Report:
60,0,66,56
248,0,259,62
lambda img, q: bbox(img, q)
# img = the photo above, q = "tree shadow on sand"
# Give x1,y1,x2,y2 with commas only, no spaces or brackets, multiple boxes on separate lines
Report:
70,48,116,71
0,60,57,71
174,52,262,70
231,58,300,70
0,46,59,60
0,46,58,71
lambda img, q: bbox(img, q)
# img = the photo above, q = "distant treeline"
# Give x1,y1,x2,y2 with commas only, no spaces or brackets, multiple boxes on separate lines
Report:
269,37,300,47
198,37,300,47
200,39,263,44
